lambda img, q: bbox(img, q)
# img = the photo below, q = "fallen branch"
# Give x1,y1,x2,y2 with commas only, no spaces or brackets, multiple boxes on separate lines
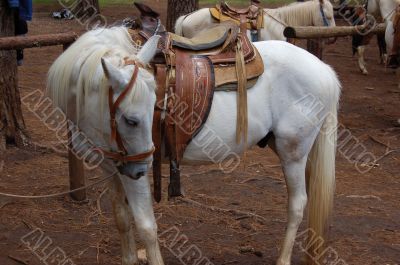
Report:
375,148,400,163
346,194,382,201
15,135,68,157
8,255,28,265
368,135,393,149
239,177,262,184
178,197,267,223
96,188,109,218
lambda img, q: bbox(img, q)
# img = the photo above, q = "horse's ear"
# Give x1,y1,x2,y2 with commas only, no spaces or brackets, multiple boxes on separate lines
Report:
136,35,161,65
101,58,125,92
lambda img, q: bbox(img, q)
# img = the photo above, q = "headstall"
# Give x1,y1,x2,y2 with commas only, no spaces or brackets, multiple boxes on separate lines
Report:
98,59,155,164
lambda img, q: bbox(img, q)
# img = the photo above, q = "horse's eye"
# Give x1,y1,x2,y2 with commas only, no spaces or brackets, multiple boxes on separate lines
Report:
124,116,140,127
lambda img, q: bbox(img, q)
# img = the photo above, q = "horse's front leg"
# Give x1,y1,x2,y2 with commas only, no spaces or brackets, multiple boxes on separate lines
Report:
109,176,139,265
120,175,164,265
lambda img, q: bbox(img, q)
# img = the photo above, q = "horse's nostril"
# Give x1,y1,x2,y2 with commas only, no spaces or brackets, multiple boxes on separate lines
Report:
136,171,145,178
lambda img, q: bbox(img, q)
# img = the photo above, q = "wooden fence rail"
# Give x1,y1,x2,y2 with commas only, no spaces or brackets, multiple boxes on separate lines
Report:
284,23,386,39
0,32,78,50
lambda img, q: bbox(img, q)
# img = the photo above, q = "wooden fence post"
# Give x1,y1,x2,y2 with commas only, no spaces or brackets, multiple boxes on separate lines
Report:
0,33,85,200
307,39,323,60
64,43,86,201
68,139,86,201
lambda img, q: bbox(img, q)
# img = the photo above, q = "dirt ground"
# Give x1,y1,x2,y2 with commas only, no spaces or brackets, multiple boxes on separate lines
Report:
0,2,399,265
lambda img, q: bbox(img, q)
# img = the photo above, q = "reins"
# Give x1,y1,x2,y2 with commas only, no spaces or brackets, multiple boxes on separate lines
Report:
263,9,288,27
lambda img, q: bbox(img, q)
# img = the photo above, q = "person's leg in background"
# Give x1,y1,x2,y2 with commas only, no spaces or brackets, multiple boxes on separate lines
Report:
9,0,32,66
14,9,28,66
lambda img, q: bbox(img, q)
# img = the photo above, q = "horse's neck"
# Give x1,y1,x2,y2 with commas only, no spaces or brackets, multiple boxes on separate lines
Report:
262,9,287,40
373,0,399,21
271,3,314,26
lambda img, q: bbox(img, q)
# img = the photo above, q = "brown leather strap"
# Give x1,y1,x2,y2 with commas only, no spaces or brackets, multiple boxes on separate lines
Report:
152,65,167,202
98,146,155,163
109,63,139,151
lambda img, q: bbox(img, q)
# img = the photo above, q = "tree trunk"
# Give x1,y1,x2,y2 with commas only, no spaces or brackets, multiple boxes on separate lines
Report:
166,0,199,32
0,0,27,150
88,0,100,14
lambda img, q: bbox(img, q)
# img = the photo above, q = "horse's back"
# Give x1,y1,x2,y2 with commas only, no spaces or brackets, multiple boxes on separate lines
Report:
254,40,340,126
254,40,339,95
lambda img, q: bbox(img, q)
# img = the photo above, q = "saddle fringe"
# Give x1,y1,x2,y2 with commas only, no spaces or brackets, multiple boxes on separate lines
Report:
235,40,248,145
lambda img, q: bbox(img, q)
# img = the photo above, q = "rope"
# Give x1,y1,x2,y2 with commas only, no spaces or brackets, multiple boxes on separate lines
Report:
263,10,288,27
0,171,117,199
383,7,397,22
154,19,161,35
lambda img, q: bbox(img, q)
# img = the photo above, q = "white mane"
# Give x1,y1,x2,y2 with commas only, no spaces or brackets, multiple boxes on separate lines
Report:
46,26,153,123
270,0,332,26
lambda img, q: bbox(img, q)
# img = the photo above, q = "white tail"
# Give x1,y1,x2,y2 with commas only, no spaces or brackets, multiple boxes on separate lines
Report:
306,96,337,263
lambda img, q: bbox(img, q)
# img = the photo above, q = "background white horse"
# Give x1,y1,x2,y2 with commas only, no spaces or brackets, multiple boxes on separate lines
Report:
382,0,400,58
369,0,400,88
47,26,340,265
175,0,335,40
354,0,399,74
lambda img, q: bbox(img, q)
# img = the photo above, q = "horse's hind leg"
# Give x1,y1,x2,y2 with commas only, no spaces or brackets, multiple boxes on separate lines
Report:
109,176,138,265
377,33,387,64
357,46,368,75
270,130,316,265
120,175,164,265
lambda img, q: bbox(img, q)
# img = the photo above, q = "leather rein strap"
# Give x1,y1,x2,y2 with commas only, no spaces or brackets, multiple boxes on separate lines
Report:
101,60,155,164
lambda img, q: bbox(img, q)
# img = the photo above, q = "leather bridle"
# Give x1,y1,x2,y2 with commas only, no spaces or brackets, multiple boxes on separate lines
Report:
319,1,330,27
99,60,155,164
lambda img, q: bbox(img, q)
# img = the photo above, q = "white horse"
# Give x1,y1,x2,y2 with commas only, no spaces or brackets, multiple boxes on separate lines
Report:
175,0,336,40
382,0,400,59
369,0,400,87
353,0,399,74
47,26,340,265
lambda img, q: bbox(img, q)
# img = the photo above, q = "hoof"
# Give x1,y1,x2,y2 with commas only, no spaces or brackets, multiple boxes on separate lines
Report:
361,69,368,75
122,257,138,265
136,249,148,265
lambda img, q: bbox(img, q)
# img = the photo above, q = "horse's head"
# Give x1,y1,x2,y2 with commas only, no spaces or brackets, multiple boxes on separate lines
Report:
48,28,161,179
314,0,336,27
97,35,161,179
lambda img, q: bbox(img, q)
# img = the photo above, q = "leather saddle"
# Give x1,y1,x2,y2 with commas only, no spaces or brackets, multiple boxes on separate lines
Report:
133,22,264,89
129,6,264,202
209,1,264,40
